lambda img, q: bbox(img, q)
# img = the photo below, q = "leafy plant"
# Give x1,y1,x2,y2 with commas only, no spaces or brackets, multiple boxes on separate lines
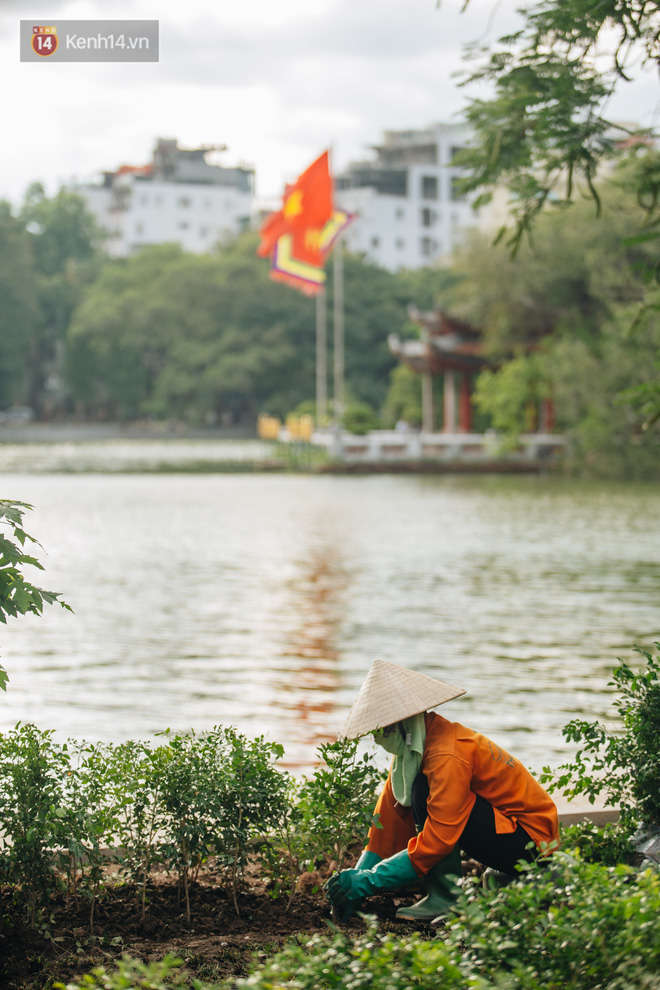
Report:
446,853,660,989
60,740,124,932
0,723,71,926
109,739,169,922
213,728,289,914
155,728,225,924
297,738,387,872
0,499,71,692
539,644,660,827
342,401,380,435
560,819,636,866
234,920,468,990
53,954,189,990
256,773,303,910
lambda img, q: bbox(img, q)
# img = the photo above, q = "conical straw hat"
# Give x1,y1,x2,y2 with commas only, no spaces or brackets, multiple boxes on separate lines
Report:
339,659,466,740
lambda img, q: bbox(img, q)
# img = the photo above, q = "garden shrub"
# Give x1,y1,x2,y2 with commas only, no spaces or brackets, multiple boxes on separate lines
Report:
104,739,169,921
234,920,471,990
210,727,290,914
540,644,660,829
0,724,71,925
296,737,387,871
446,852,660,989
59,739,125,930
0,723,390,927
560,819,636,866
53,954,190,990
154,727,229,924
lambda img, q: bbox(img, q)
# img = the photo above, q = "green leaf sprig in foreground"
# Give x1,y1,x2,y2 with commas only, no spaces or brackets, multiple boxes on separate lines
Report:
0,499,72,692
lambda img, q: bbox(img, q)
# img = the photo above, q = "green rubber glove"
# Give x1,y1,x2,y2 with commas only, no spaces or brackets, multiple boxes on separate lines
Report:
355,849,382,871
323,849,382,921
324,850,419,921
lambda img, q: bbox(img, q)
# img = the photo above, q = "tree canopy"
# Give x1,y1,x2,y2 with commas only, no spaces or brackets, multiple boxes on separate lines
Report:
454,0,660,432
457,0,660,242
444,188,660,475
66,235,424,425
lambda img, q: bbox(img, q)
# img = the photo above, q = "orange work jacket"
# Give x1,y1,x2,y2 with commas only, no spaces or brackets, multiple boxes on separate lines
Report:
365,712,559,876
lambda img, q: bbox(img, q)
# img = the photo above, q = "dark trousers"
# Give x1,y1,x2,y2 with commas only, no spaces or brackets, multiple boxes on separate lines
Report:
411,772,537,875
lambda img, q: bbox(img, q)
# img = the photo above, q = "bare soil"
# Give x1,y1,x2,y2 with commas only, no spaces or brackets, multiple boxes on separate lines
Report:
1,854,480,990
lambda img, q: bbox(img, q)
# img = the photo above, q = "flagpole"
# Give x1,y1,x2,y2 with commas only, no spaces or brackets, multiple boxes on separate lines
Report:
315,289,327,427
333,234,345,430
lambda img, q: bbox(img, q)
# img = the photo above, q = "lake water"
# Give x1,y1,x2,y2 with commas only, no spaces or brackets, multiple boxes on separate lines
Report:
2,440,660,776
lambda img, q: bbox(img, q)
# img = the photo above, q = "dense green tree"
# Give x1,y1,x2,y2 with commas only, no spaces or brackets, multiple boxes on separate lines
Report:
0,203,39,408
68,240,308,422
67,235,413,425
453,0,660,430
391,265,459,313
447,190,652,357
448,191,660,474
457,0,660,240
19,184,102,415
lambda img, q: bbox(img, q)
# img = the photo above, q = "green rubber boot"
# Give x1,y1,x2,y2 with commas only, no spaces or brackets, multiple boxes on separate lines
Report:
395,847,462,921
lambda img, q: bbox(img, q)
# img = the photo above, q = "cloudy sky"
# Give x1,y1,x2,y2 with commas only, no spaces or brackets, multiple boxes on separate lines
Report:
1,0,658,210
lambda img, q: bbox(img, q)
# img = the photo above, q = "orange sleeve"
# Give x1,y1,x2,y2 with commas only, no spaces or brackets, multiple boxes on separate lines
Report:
365,772,416,860
407,752,476,875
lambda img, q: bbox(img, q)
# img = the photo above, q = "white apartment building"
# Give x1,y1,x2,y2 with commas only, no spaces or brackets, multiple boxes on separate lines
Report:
80,138,255,257
335,122,485,271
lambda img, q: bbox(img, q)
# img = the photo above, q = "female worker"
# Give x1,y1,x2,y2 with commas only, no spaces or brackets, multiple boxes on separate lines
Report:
324,659,559,923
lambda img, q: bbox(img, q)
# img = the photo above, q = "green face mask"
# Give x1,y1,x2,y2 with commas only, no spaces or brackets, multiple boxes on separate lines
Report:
372,724,405,756
372,714,427,807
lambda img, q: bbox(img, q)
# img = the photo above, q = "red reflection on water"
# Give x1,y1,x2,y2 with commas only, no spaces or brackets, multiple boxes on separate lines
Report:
275,545,347,764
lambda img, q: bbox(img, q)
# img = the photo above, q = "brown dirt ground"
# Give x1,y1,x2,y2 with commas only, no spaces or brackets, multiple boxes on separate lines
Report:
0,855,484,989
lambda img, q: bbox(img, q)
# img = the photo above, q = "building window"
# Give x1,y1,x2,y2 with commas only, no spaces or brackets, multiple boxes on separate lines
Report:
450,146,466,163
141,194,149,206
421,175,438,200
395,206,405,220
421,207,436,227
450,177,466,202
135,223,144,235
200,226,209,238
370,236,380,249
396,238,405,250
178,221,189,230
178,196,191,208
420,237,437,257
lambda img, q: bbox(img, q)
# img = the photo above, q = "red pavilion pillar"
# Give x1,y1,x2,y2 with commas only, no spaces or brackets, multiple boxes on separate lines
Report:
459,372,472,433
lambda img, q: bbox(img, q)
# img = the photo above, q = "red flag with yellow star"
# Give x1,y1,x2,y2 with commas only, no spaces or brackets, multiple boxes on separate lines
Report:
257,151,333,266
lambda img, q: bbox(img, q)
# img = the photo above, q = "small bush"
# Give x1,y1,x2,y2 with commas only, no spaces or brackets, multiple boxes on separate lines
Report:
446,852,660,989
53,954,189,990
234,921,469,990
540,644,660,828
560,819,637,865
342,402,380,435
0,724,71,925
296,738,387,870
